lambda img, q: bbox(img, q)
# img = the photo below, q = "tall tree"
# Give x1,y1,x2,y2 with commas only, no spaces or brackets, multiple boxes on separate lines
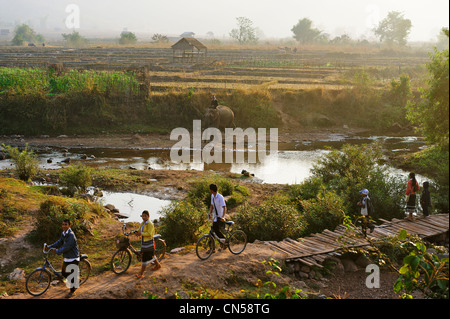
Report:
406,28,449,147
229,17,258,44
61,31,87,47
12,24,45,46
291,18,322,44
373,11,412,46
119,31,137,45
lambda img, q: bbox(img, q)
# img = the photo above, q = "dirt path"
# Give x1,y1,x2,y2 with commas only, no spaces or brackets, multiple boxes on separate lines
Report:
6,243,290,299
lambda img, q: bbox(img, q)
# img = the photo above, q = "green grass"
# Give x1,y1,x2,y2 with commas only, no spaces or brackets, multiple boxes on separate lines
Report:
0,67,141,95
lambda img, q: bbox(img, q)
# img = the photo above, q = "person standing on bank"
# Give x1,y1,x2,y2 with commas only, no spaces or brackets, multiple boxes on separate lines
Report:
209,184,227,246
420,181,432,217
405,172,420,220
46,219,79,298
357,188,375,236
136,210,161,279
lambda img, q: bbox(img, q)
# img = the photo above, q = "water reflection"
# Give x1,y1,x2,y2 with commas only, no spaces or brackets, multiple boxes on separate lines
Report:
230,150,329,184
100,190,171,223
0,135,427,185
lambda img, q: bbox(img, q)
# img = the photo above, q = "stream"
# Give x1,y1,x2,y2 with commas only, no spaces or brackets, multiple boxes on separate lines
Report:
0,133,428,222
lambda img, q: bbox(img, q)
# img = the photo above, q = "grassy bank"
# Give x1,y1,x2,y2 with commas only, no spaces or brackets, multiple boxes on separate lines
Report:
0,66,418,135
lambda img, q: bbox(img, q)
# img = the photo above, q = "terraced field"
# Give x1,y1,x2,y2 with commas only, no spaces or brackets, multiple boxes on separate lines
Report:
0,46,430,91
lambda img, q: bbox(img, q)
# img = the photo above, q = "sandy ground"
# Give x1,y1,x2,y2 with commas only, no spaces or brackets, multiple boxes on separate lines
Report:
4,241,404,300
0,126,367,150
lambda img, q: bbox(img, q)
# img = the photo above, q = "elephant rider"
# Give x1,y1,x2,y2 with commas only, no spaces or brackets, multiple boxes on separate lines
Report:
210,95,219,109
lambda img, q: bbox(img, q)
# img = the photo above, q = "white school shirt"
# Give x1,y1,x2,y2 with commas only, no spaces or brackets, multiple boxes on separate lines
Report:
360,196,369,216
211,193,226,222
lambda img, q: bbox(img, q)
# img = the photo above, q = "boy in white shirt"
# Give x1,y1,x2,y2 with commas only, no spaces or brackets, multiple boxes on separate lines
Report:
357,188,375,236
209,184,227,244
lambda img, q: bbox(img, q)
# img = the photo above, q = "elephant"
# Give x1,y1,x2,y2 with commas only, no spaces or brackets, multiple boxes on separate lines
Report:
202,105,236,130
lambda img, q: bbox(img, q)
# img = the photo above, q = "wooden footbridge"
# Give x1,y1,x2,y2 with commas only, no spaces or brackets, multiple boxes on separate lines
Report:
265,214,449,268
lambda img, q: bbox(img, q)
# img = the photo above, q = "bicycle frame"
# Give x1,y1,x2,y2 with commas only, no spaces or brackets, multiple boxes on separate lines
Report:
195,219,246,260
41,244,62,278
118,224,165,260
209,220,234,242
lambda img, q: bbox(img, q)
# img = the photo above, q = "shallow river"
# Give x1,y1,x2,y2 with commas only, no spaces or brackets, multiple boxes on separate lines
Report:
0,133,428,222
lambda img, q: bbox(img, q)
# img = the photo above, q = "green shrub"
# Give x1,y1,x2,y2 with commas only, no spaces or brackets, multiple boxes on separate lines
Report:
234,194,305,242
33,197,91,242
288,176,324,203
186,175,235,207
159,200,207,248
299,190,346,235
1,143,39,182
308,142,405,221
59,164,93,195
393,231,449,299
226,184,250,208
62,31,87,47
119,31,137,45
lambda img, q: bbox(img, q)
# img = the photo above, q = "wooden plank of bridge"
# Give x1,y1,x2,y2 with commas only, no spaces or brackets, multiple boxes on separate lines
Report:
400,221,439,237
416,217,449,231
387,221,431,236
309,233,342,248
371,226,398,237
285,237,325,253
391,223,435,235
273,214,449,264
302,257,324,268
379,215,449,237
294,237,333,251
428,215,450,228
266,241,294,256
280,239,310,255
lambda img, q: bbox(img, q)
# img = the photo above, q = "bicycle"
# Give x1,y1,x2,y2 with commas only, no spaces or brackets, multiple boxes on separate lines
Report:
110,223,166,274
25,244,91,296
196,220,247,260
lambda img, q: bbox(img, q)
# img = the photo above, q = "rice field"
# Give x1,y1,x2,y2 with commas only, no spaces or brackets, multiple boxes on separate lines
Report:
0,45,429,93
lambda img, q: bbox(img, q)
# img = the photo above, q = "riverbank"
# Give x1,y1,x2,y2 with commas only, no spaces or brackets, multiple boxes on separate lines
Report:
0,126,371,149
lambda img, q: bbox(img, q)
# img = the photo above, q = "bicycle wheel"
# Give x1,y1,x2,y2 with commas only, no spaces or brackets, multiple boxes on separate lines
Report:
26,268,52,296
110,249,132,274
228,230,247,255
196,234,214,260
154,239,166,261
78,259,91,285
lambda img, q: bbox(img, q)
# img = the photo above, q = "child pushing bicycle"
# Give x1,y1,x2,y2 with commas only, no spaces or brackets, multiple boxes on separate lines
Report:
136,210,161,278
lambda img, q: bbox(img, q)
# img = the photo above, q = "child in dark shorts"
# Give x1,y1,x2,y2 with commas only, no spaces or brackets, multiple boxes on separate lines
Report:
136,210,161,278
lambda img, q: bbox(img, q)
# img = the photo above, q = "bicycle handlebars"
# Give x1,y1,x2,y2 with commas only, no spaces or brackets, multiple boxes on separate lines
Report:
122,223,138,236
42,243,55,254
124,229,138,236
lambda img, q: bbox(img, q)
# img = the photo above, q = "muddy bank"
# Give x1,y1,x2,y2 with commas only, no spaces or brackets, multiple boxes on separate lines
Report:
0,126,369,150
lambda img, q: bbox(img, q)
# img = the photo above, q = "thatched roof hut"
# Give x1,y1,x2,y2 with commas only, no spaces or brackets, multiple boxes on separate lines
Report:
171,37,207,62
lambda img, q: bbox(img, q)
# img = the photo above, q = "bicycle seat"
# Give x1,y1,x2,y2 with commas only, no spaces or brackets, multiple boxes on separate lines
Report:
80,254,88,260
153,234,161,240
225,221,234,225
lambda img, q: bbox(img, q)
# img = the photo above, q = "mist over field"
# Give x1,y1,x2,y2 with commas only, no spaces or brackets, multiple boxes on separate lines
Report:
0,0,448,42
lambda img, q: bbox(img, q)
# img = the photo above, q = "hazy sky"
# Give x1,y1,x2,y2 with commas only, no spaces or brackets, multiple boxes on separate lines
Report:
0,0,448,41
